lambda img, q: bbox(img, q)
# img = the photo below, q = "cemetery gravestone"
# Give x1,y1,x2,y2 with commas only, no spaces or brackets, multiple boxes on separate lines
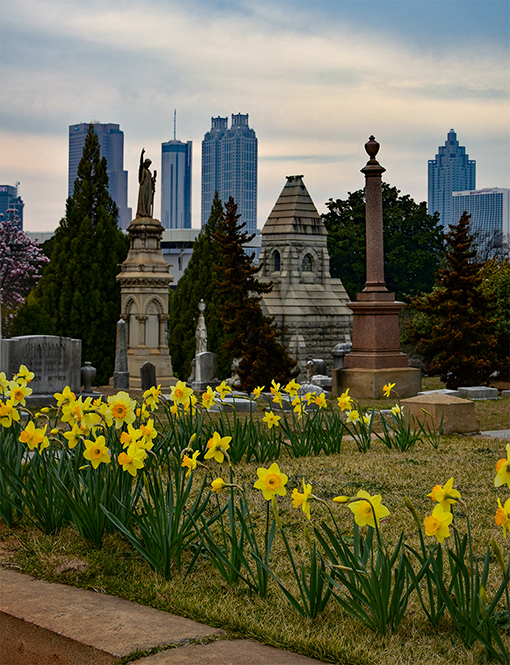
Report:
140,361,157,392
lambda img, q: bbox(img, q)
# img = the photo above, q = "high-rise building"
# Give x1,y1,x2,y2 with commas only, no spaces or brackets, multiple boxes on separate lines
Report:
161,139,192,229
0,184,24,229
452,188,509,252
201,113,257,235
69,123,132,229
428,129,476,228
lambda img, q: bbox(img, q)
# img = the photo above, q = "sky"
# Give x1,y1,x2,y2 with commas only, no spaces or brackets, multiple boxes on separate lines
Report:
1,0,509,232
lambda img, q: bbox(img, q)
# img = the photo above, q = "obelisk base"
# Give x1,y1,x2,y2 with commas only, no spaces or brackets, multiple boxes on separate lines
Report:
331,366,421,399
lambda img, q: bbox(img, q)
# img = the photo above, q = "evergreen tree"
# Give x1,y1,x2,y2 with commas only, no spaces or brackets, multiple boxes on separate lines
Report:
214,197,297,392
407,213,497,389
169,193,231,380
323,183,445,300
24,125,129,384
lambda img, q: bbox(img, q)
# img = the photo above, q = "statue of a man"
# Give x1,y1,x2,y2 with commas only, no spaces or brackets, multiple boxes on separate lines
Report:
136,148,157,218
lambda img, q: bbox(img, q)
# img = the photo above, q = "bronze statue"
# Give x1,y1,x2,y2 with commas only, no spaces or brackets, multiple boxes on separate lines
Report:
136,148,157,218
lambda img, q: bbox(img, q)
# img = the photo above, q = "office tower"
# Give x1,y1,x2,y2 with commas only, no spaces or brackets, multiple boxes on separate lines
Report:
69,123,132,229
428,129,476,228
452,188,509,252
0,184,24,229
161,139,192,229
201,113,257,235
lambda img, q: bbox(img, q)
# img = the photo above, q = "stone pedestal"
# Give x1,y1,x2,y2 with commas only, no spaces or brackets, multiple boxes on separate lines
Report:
116,216,176,389
401,393,480,434
192,352,219,392
332,366,421,399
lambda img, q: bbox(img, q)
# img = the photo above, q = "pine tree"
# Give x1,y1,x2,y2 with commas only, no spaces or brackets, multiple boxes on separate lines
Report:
408,212,497,389
27,125,129,384
214,197,297,392
169,193,231,379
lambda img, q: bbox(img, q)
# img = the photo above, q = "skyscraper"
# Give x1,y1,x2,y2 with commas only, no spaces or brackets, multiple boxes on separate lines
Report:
0,184,24,229
428,129,476,228
201,113,257,235
161,139,192,229
69,123,132,229
452,188,509,253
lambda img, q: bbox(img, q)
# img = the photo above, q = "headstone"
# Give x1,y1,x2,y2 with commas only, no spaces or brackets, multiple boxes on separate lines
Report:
113,319,129,390
140,361,157,392
458,386,499,400
331,342,352,370
418,388,460,398
306,359,327,381
1,335,81,405
401,393,480,434
192,352,219,392
310,374,332,390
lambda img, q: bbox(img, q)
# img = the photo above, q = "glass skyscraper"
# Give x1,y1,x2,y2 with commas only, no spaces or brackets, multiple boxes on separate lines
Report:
0,184,24,229
161,139,192,229
69,123,132,229
428,129,476,228
201,113,257,235
452,188,509,250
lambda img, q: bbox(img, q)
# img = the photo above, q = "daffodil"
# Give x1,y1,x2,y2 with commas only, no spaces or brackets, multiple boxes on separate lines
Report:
348,490,390,528
333,495,350,504
14,365,35,385
272,390,283,407
216,380,232,401
0,400,20,428
254,463,288,501
391,404,403,417
143,384,162,411
139,418,158,449
54,385,76,407
182,450,200,477
337,389,353,411
83,435,111,469
0,372,8,395
292,479,312,520
304,391,317,406
19,421,50,453
427,477,461,511
9,382,33,406
252,385,264,399
211,477,226,494
170,380,194,405
118,443,147,477
362,412,371,425
346,410,360,424
315,393,327,409
495,497,510,538
495,444,510,489
107,391,136,429
270,380,281,396
120,424,143,449
262,410,281,429
424,504,453,543
292,395,305,418
284,379,300,398
204,431,231,464
202,386,216,410
63,423,82,449
383,382,395,398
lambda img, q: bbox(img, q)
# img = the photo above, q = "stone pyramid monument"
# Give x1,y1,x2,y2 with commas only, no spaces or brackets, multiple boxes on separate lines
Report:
258,175,351,377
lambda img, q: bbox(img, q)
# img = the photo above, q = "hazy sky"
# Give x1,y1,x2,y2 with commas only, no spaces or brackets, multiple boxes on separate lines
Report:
1,0,509,232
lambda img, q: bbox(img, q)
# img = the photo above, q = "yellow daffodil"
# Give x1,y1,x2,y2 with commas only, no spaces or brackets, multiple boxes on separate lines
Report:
204,431,231,464
427,477,461,512
337,389,353,411
254,462,288,501
348,490,390,528
495,444,510,489
262,410,281,429
9,382,33,406
118,443,147,477
211,477,226,494
284,379,300,398
143,384,162,411
362,412,371,425
495,497,510,538
63,423,82,449
170,380,194,405
15,365,35,385
83,435,111,469
292,395,305,418
54,385,76,407
391,404,403,417
383,382,395,398
333,495,350,503
136,402,149,421
139,418,157,449
216,380,232,401
252,385,264,399
272,390,283,407
120,424,143,449
19,421,49,453
0,400,20,428
202,386,216,410
270,380,281,395
182,450,200,477
424,504,453,543
0,372,8,395
107,391,136,429
346,409,360,424
292,479,312,520
305,391,317,406
315,393,327,409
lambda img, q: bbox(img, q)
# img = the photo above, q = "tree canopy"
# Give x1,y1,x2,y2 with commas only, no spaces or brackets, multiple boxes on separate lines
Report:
13,124,129,384
323,183,445,300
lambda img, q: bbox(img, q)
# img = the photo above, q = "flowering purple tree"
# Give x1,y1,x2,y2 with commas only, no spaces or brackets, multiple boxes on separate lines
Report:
0,210,49,337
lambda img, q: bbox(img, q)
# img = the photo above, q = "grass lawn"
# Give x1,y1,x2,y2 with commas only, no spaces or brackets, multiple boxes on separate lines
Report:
1,414,509,665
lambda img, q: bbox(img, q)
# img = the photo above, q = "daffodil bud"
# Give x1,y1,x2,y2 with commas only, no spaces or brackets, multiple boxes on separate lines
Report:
405,497,422,531
491,539,506,576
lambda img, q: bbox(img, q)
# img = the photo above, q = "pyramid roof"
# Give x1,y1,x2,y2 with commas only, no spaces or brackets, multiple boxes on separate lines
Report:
261,175,326,236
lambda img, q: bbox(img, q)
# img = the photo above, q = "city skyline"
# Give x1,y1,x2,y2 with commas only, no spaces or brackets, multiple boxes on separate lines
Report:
161,138,192,229
1,0,508,232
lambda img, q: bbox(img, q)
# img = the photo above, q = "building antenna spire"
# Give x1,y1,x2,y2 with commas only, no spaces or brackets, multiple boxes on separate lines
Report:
174,109,176,141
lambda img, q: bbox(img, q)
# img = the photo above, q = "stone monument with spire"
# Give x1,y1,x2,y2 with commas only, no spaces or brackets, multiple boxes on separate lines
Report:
115,149,176,389
331,137,421,398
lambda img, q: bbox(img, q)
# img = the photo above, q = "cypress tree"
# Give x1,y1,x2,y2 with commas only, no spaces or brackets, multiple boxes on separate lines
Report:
30,124,129,384
408,212,497,389
169,193,231,379
214,197,297,392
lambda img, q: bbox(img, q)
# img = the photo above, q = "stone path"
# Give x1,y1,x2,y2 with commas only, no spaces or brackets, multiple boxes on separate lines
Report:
0,568,328,665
